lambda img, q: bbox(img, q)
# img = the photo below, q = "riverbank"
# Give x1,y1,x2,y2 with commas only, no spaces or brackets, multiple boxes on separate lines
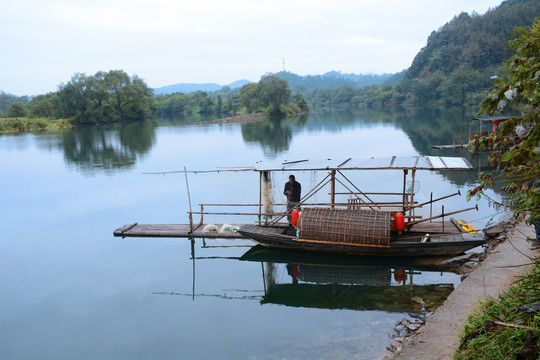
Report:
196,112,267,124
393,219,538,359
0,117,72,133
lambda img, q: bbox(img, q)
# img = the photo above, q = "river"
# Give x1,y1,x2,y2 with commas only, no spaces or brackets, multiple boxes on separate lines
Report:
0,108,501,359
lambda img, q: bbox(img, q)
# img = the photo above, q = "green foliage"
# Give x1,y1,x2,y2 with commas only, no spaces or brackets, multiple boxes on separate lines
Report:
7,102,28,117
0,91,29,113
56,70,157,124
29,93,57,117
455,260,540,360
292,93,309,112
239,74,292,116
0,117,73,134
275,70,400,91
468,18,540,225
155,90,236,117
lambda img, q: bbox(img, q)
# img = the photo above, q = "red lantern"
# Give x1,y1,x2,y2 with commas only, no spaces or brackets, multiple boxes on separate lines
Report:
394,213,405,231
292,209,300,227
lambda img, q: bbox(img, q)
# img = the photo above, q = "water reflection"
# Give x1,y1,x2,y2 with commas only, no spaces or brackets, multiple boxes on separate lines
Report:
40,122,156,175
31,108,493,179
179,242,458,314
241,117,294,158
240,246,456,313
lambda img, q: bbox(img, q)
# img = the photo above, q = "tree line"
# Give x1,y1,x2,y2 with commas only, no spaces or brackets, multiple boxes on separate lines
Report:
1,70,158,124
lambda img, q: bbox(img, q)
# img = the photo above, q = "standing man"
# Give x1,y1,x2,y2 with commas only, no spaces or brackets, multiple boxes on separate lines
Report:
284,175,301,224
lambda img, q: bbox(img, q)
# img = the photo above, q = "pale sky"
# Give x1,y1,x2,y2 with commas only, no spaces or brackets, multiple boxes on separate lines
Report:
1,0,504,96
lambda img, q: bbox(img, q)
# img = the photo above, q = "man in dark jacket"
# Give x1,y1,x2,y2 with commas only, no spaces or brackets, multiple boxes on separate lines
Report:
284,175,301,224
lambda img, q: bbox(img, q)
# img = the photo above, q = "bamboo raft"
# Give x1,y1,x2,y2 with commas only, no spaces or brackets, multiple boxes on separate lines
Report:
113,219,465,239
114,223,246,238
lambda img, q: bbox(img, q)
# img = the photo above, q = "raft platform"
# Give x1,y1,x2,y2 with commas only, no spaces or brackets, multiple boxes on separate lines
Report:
431,144,468,150
114,223,245,239
113,220,465,239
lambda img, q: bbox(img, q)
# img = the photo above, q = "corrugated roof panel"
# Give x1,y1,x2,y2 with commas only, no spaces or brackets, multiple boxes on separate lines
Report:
439,156,472,170
254,156,472,172
392,156,420,169
426,156,446,169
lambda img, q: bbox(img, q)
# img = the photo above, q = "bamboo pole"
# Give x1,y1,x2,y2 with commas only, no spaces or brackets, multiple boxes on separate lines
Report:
258,171,262,224
406,205,478,226
402,169,408,214
184,167,194,233
410,169,416,220
330,170,336,208
336,170,379,209
334,176,379,210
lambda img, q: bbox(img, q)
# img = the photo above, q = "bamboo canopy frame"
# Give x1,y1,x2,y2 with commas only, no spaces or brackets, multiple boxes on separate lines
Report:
168,156,476,232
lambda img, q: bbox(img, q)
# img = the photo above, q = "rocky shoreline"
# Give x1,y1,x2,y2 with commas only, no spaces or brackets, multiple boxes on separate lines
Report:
386,215,537,359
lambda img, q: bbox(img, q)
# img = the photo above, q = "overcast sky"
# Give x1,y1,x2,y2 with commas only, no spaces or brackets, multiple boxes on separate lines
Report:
1,0,504,96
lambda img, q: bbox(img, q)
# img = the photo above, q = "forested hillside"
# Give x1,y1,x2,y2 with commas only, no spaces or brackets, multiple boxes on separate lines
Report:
302,0,540,109
397,0,540,106
275,71,399,92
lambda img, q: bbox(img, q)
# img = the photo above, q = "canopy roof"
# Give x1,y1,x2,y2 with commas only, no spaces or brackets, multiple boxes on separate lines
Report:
254,156,473,172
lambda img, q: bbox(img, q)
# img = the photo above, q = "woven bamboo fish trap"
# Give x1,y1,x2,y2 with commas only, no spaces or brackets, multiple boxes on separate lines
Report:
299,208,391,247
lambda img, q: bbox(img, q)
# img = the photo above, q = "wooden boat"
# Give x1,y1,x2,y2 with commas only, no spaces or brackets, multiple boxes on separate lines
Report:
116,155,486,257
238,223,485,257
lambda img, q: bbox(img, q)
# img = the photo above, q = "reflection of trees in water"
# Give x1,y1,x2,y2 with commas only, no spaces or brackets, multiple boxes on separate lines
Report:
241,118,293,158
61,122,155,175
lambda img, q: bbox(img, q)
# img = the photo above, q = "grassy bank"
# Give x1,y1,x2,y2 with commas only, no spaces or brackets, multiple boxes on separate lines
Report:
455,258,539,359
0,117,73,134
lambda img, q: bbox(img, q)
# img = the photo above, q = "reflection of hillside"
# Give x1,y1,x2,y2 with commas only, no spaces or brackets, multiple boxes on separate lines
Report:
241,118,293,158
60,122,155,175
393,107,475,156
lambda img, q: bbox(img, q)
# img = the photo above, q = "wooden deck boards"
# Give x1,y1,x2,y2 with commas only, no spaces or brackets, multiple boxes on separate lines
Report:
113,220,462,239
113,223,245,238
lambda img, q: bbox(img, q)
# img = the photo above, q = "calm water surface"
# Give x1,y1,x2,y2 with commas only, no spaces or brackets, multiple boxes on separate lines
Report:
0,109,501,359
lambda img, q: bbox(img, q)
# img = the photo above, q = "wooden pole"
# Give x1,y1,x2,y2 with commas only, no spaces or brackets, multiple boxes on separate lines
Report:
330,170,336,208
410,169,416,220
258,171,262,224
337,170,379,208
406,205,478,226
184,167,194,232
402,169,408,214
430,192,433,221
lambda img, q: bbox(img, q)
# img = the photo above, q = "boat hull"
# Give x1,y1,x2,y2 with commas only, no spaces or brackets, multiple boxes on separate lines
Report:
238,225,485,257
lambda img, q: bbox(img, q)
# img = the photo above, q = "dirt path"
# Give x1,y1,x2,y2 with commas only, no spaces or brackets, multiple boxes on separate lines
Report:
395,221,537,359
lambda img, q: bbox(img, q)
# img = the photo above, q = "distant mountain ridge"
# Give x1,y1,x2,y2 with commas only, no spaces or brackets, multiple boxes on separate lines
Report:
153,79,252,95
154,71,404,95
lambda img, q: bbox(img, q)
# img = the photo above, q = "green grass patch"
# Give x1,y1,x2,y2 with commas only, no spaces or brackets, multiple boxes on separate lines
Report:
455,259,540,359
0,117,73,134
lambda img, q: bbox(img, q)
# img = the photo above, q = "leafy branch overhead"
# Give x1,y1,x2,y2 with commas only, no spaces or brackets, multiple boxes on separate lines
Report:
468,18,540,225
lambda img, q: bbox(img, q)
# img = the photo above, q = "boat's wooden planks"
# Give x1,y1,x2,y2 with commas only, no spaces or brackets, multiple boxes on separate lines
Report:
113,223,245,238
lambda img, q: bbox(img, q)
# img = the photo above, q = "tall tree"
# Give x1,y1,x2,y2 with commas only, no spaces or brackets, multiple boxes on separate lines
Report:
468,18,540,228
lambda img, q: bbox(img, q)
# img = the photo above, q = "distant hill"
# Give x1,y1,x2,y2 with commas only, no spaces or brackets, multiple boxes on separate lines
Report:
274,70,402,92
154,79,252,95
398,0,540,105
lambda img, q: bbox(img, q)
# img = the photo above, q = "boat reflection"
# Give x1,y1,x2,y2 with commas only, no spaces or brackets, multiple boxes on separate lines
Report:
240,245,458,313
